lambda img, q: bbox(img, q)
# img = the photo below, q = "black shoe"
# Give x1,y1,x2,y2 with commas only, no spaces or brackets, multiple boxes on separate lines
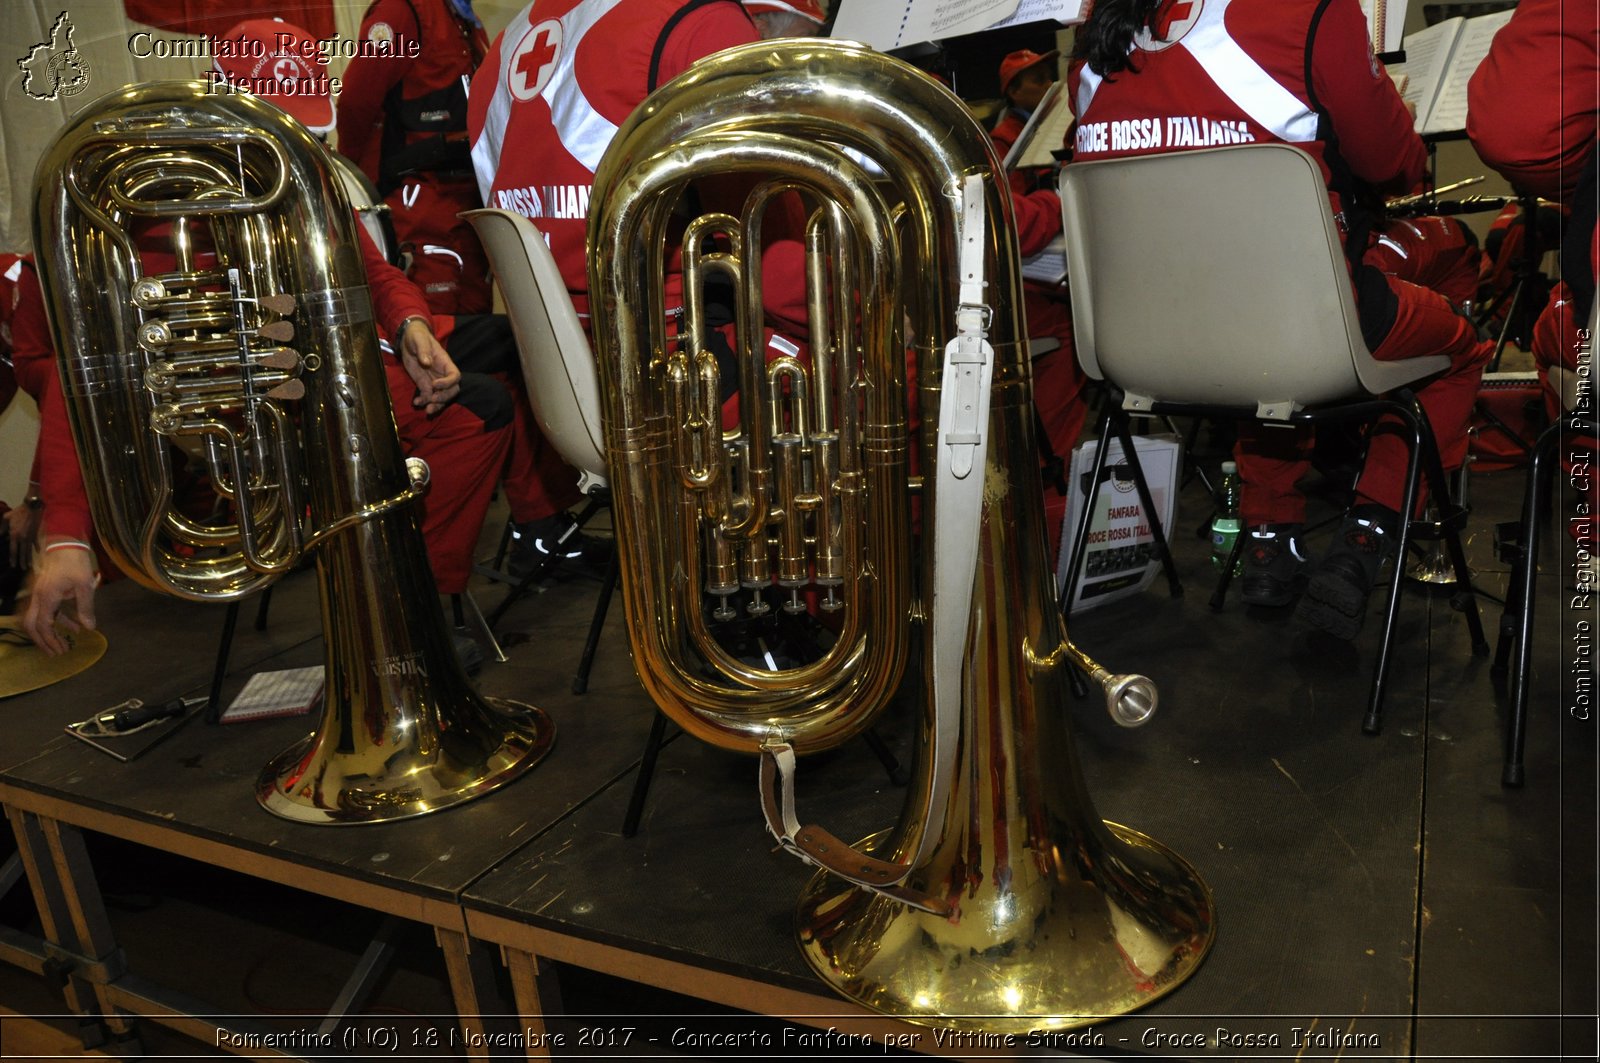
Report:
508,514,613,580
1299,507,1398,640
1240,523,1307,607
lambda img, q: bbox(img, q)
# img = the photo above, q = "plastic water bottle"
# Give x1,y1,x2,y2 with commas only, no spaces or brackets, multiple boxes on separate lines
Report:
1210,461,1242,574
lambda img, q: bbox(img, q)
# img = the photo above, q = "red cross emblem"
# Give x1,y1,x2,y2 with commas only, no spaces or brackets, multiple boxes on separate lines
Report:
1138,0,1202,50
509,19,562,102
1153,1,1195,39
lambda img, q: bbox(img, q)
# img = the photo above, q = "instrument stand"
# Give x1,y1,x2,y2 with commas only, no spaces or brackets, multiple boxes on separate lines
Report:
205,589,273,724
1481,191,1552,372
571,553,620,695
620,717,908,838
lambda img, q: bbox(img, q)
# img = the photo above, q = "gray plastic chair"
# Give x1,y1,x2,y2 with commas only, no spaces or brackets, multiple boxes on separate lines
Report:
1058,141,1487,734
464,208,616,693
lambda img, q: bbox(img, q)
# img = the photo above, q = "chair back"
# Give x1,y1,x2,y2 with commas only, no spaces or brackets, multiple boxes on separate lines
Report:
1059,142,1448,419
329,152,399,265
464,208,608,493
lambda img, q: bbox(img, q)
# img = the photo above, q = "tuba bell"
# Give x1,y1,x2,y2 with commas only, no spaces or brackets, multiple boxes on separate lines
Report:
32,81,553,824
589,40,1214,1030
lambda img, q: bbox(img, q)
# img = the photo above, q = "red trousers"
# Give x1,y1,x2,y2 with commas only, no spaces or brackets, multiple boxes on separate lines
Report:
1369,216,1482,310
390,314,582,594
1237,273,1492,525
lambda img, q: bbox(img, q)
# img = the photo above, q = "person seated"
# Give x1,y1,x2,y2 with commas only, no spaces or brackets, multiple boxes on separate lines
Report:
334,2,494,316
989,47,1090,483
215,18,599,582
1468,0,1599,583
1068,0,1492,635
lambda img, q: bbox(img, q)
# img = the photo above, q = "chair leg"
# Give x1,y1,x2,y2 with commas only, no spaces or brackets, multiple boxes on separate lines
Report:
1057,403,1115,619
454,591,508,664
1362,393,1490,737
1504,422,1561,787
1362,402,1428,736
572,553,620,695
1108,411,1183,600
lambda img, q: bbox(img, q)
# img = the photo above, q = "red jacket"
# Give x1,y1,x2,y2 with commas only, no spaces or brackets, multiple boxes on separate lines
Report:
467,0,757,311
1467,0,1599,204
1068,0,1425,229
991,106,1064,259
337,0,488,193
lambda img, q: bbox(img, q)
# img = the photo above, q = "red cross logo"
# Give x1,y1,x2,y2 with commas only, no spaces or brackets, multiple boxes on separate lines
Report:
273,58,302,83
1138,0,1202,50
509,19,562,102
1153,1,1194,39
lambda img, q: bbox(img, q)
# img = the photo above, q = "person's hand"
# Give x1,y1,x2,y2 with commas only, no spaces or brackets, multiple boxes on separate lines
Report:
6,502,41,569
21,543,98,656
398,317,461,416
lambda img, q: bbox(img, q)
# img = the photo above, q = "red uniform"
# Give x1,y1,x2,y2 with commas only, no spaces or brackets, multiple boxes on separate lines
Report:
990,108,1090,469
1067,0,1490,524
467,0,759,319
338,0,493,315
1368,215,1482,312
1467,0,1599,204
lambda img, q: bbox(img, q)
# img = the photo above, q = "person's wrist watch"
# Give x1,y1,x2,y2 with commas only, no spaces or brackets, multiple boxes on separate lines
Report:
398,315,431,342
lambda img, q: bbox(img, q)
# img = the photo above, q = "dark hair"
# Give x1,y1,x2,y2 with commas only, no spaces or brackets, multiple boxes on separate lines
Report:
1072,0,1163,77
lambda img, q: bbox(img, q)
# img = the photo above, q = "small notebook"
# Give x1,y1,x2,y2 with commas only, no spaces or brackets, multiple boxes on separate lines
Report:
221,666,324,724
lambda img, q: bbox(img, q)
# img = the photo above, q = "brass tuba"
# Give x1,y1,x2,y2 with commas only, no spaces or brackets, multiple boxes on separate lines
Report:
589,40,1213,1030
32,82,553,824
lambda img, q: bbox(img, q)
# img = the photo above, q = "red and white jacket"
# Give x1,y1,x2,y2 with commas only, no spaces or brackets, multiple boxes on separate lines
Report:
1067,0,1425,232
467,0,757,310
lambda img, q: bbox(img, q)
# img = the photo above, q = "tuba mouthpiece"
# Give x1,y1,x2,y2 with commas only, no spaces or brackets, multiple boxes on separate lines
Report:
1103,672,1159,728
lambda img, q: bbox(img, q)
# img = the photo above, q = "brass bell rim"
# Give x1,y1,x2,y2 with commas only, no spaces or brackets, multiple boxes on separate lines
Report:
793,822,1216,1034
254,697,555,825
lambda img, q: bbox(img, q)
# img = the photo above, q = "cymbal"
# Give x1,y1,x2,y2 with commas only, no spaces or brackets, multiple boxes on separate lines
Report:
0,614,108,699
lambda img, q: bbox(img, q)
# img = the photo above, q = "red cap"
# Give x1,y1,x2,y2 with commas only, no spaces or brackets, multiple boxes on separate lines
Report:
998,48,1059,95
741,0,826,23
212,19,333,134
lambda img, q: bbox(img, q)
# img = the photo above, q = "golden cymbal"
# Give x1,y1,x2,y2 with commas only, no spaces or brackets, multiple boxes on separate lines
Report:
0,614,107,699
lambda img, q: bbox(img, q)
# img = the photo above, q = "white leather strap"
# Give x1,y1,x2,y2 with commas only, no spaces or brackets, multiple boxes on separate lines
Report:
753,175,996,909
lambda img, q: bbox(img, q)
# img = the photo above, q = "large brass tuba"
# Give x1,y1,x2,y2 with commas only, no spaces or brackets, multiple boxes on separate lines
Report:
32,82,553,824
589,40,1214,1030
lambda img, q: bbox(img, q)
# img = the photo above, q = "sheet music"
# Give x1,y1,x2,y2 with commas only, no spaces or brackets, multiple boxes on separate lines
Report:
1420,8,1513,136
831,0,1022,50
1387,18,1455,128
1359,0,1410,54
986,0,1087,30
1003,82,1075,170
